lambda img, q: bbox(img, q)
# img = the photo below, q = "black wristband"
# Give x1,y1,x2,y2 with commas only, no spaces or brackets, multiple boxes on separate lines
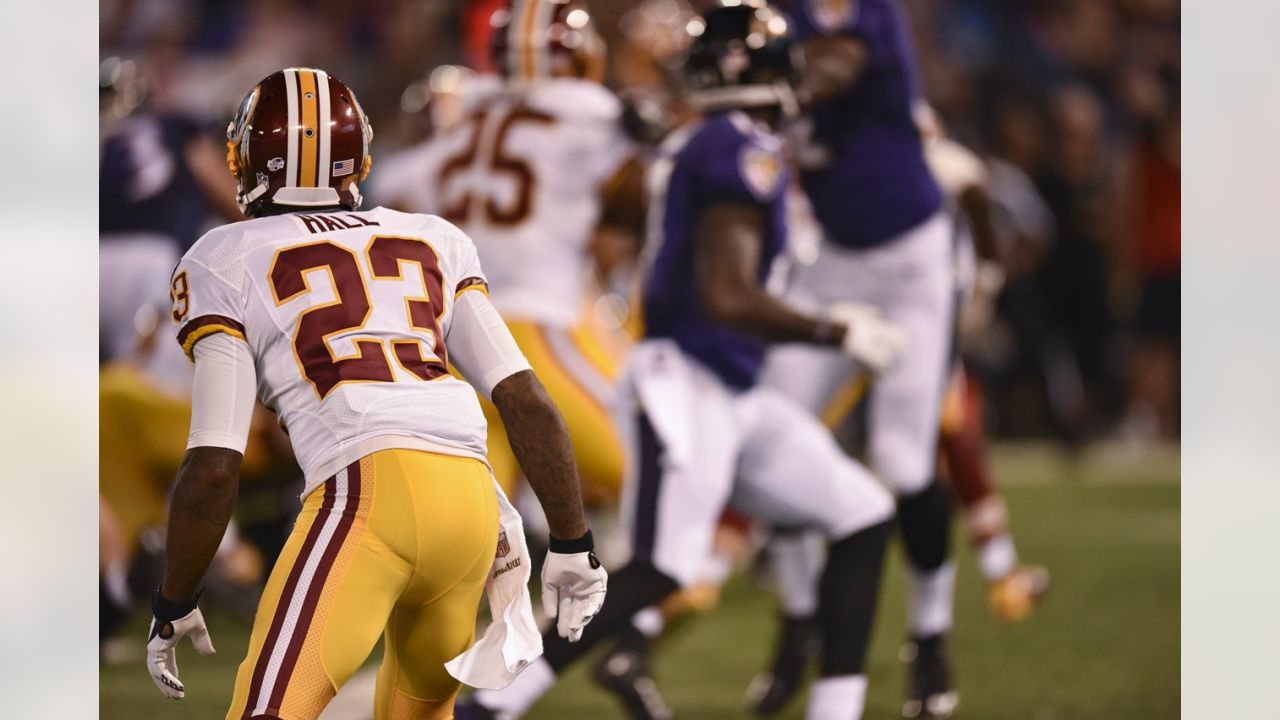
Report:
152,587,201,622
549,529,594,555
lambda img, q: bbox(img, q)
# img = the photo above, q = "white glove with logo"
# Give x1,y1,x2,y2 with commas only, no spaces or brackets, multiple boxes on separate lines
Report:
541,531,608,642
146,589,216,699
830,302,910,374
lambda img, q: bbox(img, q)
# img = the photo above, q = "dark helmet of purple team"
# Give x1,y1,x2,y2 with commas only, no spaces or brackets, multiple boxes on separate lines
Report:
680,0,799,114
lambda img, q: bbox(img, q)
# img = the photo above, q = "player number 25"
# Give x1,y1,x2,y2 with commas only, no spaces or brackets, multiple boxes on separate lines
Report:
269,235,449,400
436,103,554,226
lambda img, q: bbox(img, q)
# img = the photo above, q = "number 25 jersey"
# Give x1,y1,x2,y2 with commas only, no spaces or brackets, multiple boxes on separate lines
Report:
429,78,632,327
171,207,493,494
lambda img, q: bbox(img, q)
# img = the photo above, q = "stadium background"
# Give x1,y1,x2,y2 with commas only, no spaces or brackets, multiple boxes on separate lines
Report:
98,0,1180,717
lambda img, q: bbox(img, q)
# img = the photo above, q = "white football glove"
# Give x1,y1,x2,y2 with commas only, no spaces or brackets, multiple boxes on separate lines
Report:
541,532,608,642
829,302,910,374
146,590,216,699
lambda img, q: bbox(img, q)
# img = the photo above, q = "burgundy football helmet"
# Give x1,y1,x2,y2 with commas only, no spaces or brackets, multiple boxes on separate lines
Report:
225,68,373,216
490,0,606,83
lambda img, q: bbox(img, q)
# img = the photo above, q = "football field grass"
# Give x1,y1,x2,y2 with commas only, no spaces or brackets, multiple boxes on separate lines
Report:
101,443,1179,719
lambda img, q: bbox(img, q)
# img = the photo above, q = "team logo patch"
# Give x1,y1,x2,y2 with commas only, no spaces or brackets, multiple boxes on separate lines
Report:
332,158,355,177
267,156,285,172
740,146,783,200
810,0,858,32
496,530,511,559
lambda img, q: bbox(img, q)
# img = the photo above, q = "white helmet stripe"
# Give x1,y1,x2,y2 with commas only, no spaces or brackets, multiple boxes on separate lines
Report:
509,0,529,79
315,69,331,188
283,68,300,188
529,0,555,78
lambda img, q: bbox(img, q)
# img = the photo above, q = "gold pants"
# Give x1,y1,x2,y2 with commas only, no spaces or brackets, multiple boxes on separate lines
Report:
226,449,499,720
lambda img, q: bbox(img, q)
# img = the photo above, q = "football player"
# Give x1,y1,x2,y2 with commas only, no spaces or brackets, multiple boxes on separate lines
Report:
751,1,966,717
917,107,1050,624
99,56,240,383
458,3,904,718
369,0,643,506
144,68,607,720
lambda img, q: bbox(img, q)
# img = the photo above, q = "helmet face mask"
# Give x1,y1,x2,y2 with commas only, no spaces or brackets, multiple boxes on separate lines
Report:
680,0,800,115
226,68,373,217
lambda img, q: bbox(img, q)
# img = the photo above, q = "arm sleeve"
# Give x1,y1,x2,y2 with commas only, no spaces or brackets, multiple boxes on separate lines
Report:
447,291,532,400
187,332,257,453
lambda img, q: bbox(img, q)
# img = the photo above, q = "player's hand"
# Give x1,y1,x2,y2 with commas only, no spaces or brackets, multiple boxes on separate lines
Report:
146,588,216,699
831,302,909,374
541,531,608,642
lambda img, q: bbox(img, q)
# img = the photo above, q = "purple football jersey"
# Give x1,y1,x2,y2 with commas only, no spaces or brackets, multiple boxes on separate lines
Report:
785,0,941,248
643,112,789,389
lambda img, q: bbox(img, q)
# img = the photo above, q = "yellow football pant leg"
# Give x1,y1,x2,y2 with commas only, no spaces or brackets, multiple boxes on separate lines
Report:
481,320,626,505
226,450,498,720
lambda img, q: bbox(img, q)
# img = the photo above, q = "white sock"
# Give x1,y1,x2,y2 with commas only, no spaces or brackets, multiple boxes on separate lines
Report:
908,562,957,638
805,674,868,720
103,560,131,607
473,657,555,716
631,606,665,639
977,533,1018,582
772,531,825,617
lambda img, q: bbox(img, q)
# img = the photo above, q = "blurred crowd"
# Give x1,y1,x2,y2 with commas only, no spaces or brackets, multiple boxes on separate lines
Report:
100,0,1180,447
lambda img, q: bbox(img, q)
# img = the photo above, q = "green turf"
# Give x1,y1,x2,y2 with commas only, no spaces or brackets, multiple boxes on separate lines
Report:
101,444,1179,719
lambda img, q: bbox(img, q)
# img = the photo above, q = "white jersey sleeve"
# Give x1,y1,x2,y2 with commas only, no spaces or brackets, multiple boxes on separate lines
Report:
172,228,249,360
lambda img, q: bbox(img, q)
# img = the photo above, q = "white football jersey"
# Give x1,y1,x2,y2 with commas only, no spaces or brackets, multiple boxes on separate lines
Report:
385,78,632,328
172,207,493,491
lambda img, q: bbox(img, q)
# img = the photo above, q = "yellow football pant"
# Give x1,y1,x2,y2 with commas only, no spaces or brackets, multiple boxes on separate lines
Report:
99,364,274,555
226,449,499,720
481,319,626,505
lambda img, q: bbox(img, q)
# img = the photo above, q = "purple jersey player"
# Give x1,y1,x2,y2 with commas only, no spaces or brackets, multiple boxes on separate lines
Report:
786,0,942,248
753,2,964,718
642,112,790,388
459,4,908,719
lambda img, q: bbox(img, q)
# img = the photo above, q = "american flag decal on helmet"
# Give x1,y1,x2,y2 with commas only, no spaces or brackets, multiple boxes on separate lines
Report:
332,158,355,177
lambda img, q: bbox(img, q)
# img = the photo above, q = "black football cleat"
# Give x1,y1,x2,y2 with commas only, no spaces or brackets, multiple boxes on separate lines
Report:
745,615,817,716
901,633,959,719
592,632,675,720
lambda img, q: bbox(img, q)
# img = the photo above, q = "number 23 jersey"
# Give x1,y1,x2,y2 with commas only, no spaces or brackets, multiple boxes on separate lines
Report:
171,207,493,492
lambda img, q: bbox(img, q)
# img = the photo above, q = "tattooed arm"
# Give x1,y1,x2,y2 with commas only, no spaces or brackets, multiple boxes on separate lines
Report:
160,447,242,603
491,370,590,542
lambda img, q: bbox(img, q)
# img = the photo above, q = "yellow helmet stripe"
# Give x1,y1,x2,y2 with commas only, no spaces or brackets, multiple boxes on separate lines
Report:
297,69,320,188
518,0,542,81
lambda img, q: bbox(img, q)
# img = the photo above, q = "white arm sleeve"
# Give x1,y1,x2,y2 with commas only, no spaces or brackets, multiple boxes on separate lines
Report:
448,291,532,399
186,333,257,453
